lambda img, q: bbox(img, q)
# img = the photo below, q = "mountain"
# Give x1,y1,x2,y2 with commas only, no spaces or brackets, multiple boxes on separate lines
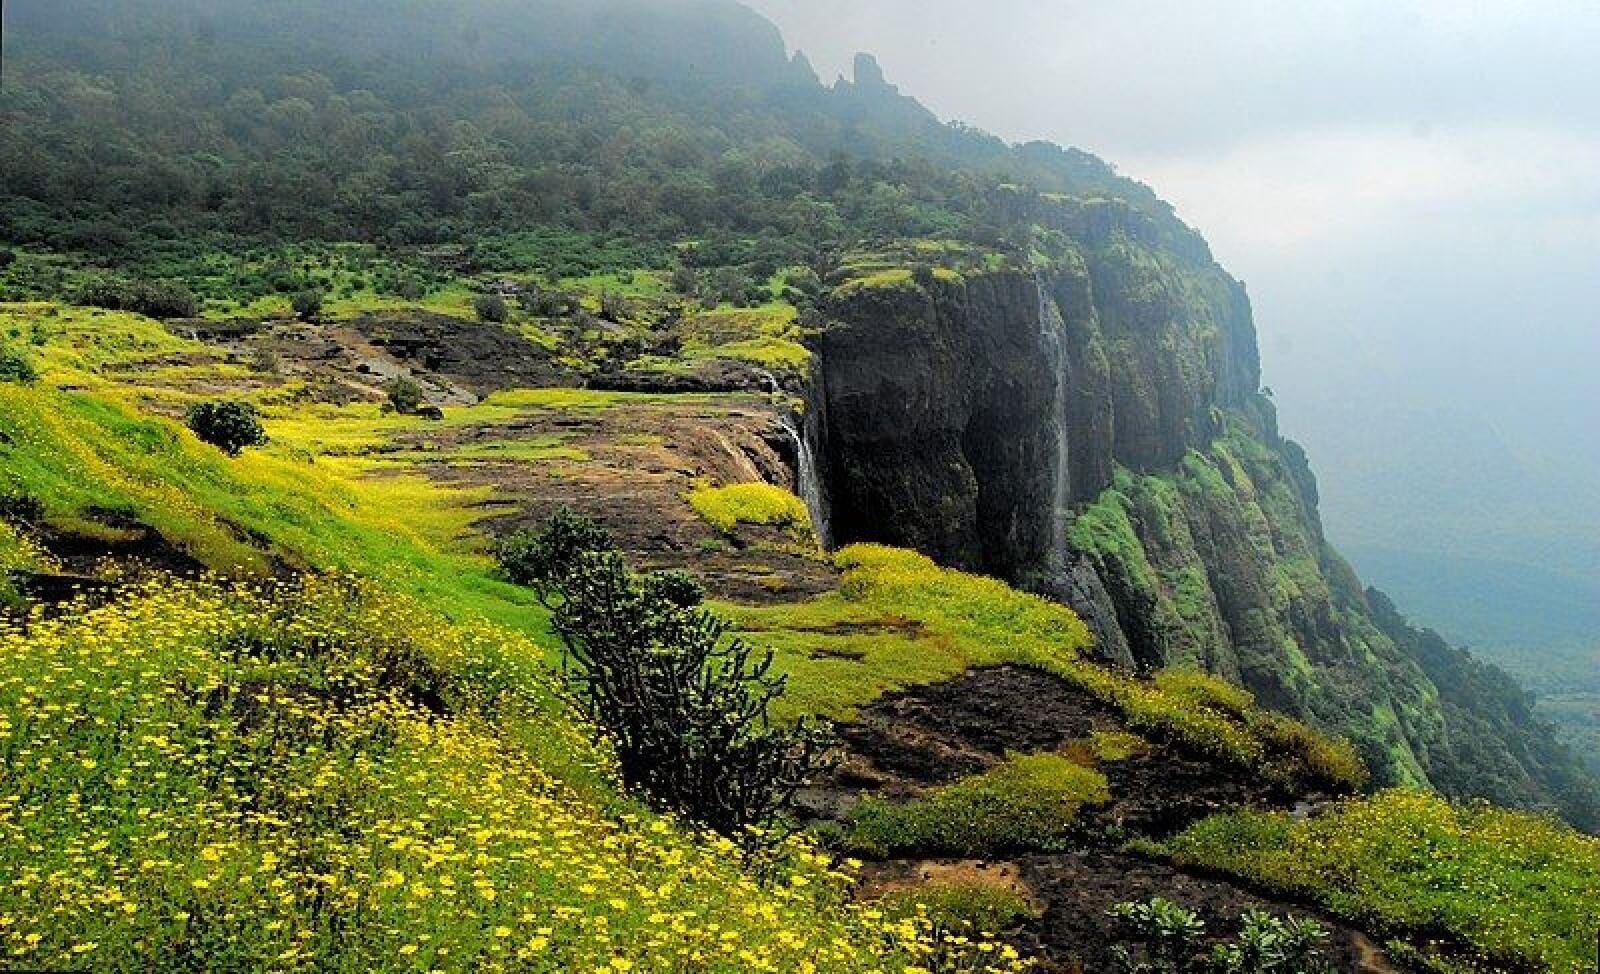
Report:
2,2,1598,970
4,0,1593,825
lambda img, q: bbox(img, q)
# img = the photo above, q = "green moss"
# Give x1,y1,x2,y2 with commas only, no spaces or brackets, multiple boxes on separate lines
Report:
845,753,1109,857
1067,489,1160,596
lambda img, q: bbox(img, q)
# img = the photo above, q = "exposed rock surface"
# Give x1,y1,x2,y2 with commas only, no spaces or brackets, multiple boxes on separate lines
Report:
804,666,1392,973
350,311,566,394
809,197,1593,808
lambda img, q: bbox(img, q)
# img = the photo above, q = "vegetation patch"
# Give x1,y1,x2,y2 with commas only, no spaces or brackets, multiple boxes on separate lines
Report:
846,753,1110,857
876,882,1037,937
1090,730,1150,762
1158,790,1600,973
689,482,813,538
733,546,1361,789
0,578,1018,973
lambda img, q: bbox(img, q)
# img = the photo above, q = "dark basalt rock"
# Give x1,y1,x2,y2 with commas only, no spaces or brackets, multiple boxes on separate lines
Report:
587,360,775,395
349,311,565,394
814,234,1257,585
815,270,1058,579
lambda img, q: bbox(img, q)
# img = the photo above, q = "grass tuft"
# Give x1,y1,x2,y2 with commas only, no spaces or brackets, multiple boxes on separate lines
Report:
846,753,1110,857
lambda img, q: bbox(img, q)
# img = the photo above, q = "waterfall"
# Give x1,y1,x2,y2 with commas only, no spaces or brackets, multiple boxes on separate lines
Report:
1037,271,1072,575
778,408,832,550
756,367,833,549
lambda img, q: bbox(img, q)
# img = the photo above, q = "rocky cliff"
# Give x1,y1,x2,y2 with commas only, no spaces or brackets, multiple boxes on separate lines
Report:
810,200,1598,820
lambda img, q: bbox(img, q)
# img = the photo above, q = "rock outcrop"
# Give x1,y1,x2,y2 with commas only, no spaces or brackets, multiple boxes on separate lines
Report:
808,199,1599,817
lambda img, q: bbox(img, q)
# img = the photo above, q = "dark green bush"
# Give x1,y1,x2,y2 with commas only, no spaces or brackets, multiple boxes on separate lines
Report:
495,510,616,597
186,400,269,456
0,345,39,383
72,276,199,318
383,376,426,415
504,511,829,839
474,293,509,323
290,290,324,318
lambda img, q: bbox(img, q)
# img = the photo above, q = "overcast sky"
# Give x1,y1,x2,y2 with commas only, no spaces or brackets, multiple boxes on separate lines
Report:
749,0,1600,584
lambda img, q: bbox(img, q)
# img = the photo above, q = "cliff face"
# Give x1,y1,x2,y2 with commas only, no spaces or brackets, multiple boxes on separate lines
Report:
817,269,1058,583
811,200,1597,811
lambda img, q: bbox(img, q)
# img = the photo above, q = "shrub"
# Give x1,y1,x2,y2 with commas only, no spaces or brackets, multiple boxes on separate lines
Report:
846,753,1109,857
186,400,268,456
1108,897,1205,973
1108,898,1334,974
384,375,426,415
877,881,1036,936
290,289,323,318
473,293,509,322
508,512,830,839
72,276,198,318
1210,911,1334,974
246,346,280,374
494,509,615,597
688,482,811,539
0,345,39,383
670,265,699,296
598,290,630,321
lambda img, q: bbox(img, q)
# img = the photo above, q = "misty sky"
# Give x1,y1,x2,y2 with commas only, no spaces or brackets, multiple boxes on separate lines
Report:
749,0,1600,591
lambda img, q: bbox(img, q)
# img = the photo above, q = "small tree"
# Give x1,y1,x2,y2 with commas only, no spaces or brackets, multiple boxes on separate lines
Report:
186,400,268,456
384,375,426,415
0,345,39,383
498,512,830,840
599,290,630,321
670,265,700,297
474,293,509,323
290,289,324,319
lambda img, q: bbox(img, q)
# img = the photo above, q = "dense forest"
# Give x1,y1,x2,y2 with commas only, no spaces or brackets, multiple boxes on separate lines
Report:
1,0,1181,296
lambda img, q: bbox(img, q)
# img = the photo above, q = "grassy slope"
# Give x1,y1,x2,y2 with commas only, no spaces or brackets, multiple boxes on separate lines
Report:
0,578,1008,973
0,305,1017,973
2,303,1597,972
1158,792,1600,973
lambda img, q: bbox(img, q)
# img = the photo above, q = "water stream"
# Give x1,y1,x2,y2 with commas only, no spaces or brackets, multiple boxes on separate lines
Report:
757,368,833,549
778,409,832,550
1036,272,1073,575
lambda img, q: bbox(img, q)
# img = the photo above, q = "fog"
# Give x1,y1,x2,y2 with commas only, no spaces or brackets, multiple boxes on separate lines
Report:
751,0,1600,653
